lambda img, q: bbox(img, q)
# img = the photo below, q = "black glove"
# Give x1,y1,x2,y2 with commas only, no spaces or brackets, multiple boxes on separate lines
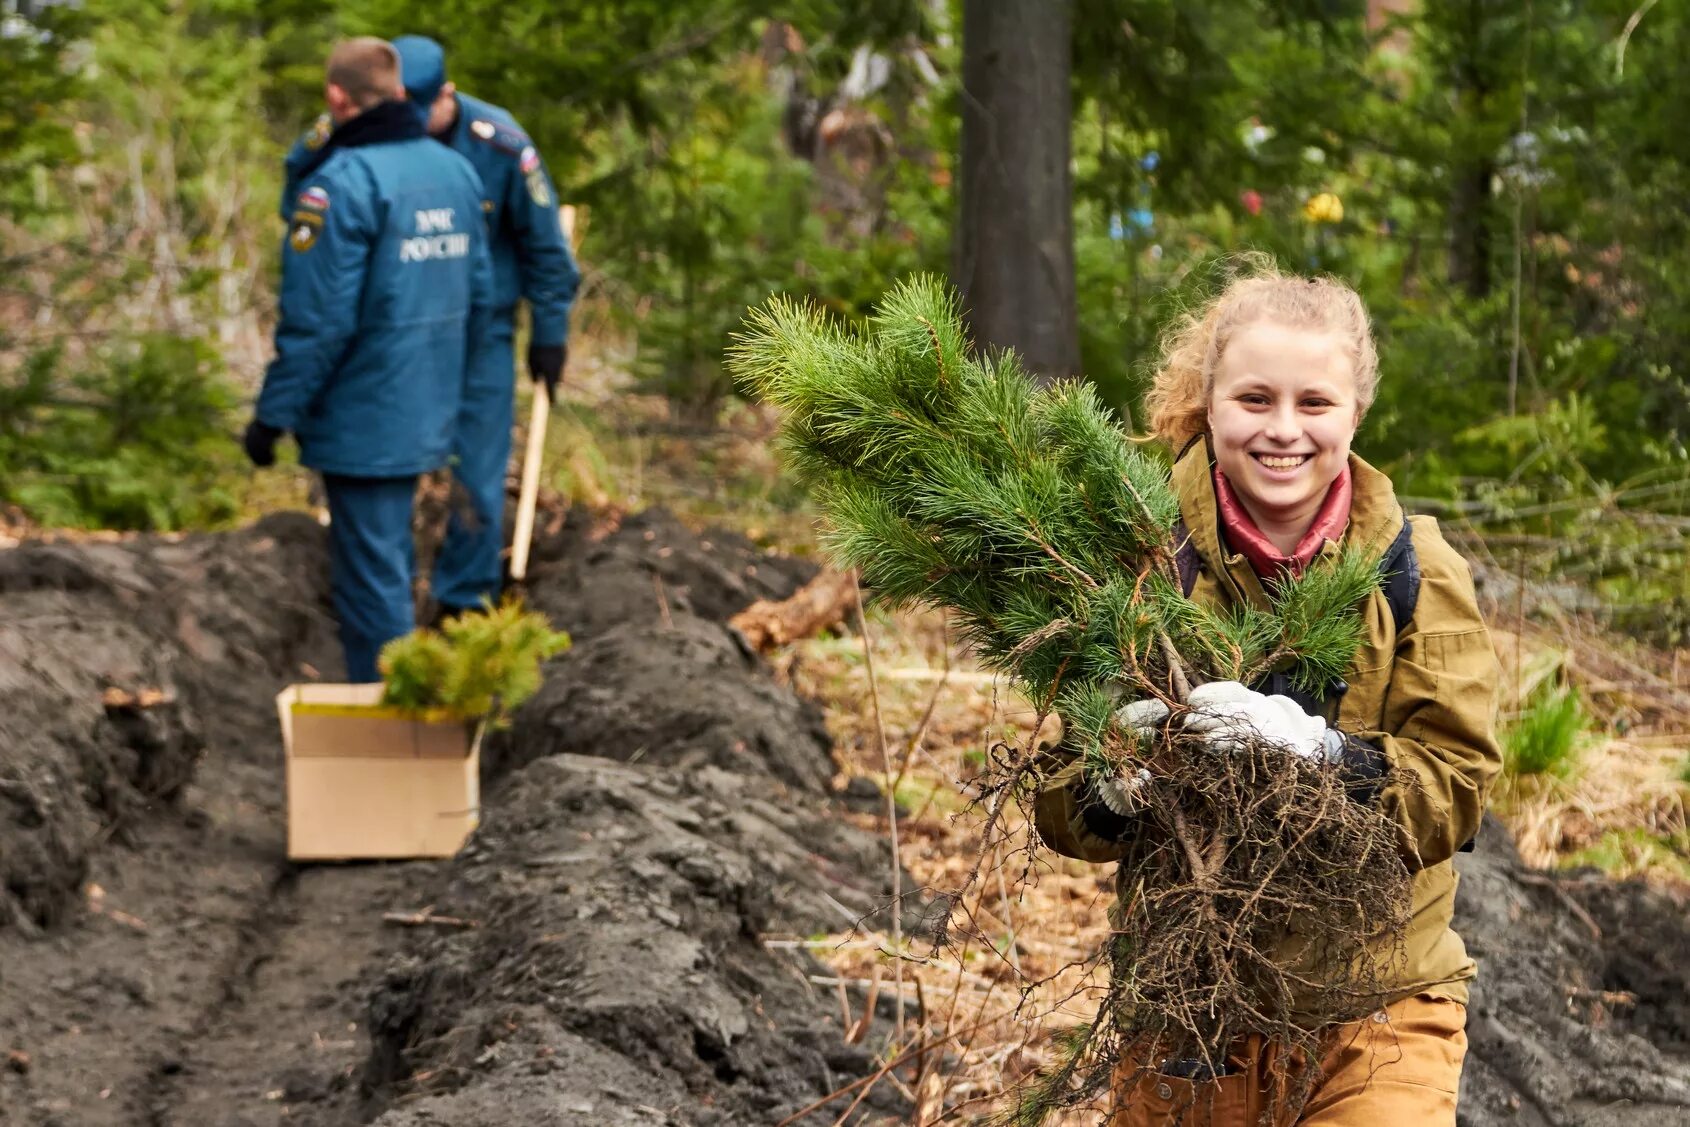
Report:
528,342,566,403
243,419,284,468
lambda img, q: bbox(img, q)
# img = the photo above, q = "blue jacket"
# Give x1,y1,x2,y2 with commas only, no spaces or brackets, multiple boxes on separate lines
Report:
260,101,494,477
282,94,578,354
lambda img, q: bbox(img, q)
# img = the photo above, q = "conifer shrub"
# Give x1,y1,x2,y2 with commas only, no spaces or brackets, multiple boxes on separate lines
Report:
731,276,1414,1122
378,600,571,727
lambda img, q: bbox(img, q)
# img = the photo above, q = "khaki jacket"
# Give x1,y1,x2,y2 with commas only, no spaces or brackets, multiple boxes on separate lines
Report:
1034,441,1503,1010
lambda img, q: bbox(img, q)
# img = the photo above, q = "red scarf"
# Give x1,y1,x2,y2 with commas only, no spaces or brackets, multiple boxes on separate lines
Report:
1213,464,1352,580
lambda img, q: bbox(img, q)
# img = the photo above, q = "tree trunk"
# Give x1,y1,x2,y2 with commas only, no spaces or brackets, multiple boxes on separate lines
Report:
954,0,1078,384
1446,0,1495,299
1448,155,1494,300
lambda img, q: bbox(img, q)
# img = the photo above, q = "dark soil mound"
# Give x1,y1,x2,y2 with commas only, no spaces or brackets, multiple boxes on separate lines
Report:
0,513,337,932
522,506,817,642
357,510,906,1124
361,755,905,1126
490,616,836,792
1456,816,1690,1126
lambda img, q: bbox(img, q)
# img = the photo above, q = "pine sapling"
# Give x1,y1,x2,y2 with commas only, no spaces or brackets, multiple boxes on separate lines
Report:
379,599,571,727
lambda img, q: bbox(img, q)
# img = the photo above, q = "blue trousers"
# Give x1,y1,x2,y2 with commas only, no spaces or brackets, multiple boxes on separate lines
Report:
323,473,419,683
432,323,515,612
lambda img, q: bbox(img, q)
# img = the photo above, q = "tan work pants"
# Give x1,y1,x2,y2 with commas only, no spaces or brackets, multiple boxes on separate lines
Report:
1108,994,1467,1127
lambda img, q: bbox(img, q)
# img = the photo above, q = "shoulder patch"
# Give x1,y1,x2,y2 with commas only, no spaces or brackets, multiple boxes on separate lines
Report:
519,145,540,174
289,211,323,253
297,186,330,213
525,167,552,207
303,114,332,152
468,117,531,156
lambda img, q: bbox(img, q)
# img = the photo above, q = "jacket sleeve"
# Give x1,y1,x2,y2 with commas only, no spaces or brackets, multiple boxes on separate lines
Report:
1031,739,1139,864
504,140,580,347
1346,521,1503,871
256,167,372,432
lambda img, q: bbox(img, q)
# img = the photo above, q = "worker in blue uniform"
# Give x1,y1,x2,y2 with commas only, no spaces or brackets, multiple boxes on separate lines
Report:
248,38,495,682
282,35,580,619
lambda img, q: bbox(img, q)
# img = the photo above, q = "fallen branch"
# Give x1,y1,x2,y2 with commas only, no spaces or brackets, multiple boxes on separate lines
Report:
100,686,174,711
382,909,480,930
1567,986,1637,1007
729,568,857,652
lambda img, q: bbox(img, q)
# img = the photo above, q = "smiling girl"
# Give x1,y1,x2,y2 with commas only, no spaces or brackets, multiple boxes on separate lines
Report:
1036,262,1503,1126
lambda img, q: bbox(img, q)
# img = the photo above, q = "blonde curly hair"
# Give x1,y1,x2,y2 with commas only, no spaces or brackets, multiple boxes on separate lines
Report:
1143,256,1379,450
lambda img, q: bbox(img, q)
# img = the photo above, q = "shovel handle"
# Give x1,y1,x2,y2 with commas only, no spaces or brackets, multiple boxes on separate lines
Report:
509,390,549,581
508,205,578,583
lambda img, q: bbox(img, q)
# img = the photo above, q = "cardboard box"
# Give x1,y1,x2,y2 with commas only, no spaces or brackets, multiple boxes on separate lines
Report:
277,683,480,861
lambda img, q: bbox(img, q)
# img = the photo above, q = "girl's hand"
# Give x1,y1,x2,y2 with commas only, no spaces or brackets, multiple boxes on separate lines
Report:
1115,697,1171,735
1181,681,1335,761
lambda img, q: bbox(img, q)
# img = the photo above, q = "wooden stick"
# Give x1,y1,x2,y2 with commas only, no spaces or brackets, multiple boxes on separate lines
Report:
382,910,480,930
509,204,577,582
509,383,550,582
854,574,905,1047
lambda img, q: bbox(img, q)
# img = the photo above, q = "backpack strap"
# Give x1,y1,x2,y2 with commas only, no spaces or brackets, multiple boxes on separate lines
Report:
1379,517,1421,637
1172,517,1201,597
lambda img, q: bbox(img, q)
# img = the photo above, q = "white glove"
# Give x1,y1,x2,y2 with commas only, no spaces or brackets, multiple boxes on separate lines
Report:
1095,766,1155,816
1088,696,1170,816
1115,697,1170,737
1181,681,1337,762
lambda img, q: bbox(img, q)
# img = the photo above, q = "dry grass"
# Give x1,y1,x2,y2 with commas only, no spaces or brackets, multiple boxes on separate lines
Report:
1488,612,1690,882
777,604,1115,1124
534,323,818,551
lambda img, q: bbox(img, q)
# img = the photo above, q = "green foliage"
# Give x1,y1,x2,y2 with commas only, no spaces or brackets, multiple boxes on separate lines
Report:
10,0,1690,615
379,600,572,725
0,5,86,219
1503,683,1589,779
0,336,243,530
732,276,1382,740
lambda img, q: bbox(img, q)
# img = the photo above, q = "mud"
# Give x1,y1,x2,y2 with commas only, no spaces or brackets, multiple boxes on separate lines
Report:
360,755,905,1125
491,616,838,791
2,505,1688,1126
0,513,336,933
1456,816,1690,1126
0,506,903,1125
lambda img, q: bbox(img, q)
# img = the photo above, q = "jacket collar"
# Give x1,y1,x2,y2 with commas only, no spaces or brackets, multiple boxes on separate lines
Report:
1172,437,1404,603
1214,462,1351,579
330,100,426,149
289,101,424,192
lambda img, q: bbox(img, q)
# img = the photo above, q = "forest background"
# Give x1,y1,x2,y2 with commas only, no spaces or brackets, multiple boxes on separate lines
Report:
5,0,1690,652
